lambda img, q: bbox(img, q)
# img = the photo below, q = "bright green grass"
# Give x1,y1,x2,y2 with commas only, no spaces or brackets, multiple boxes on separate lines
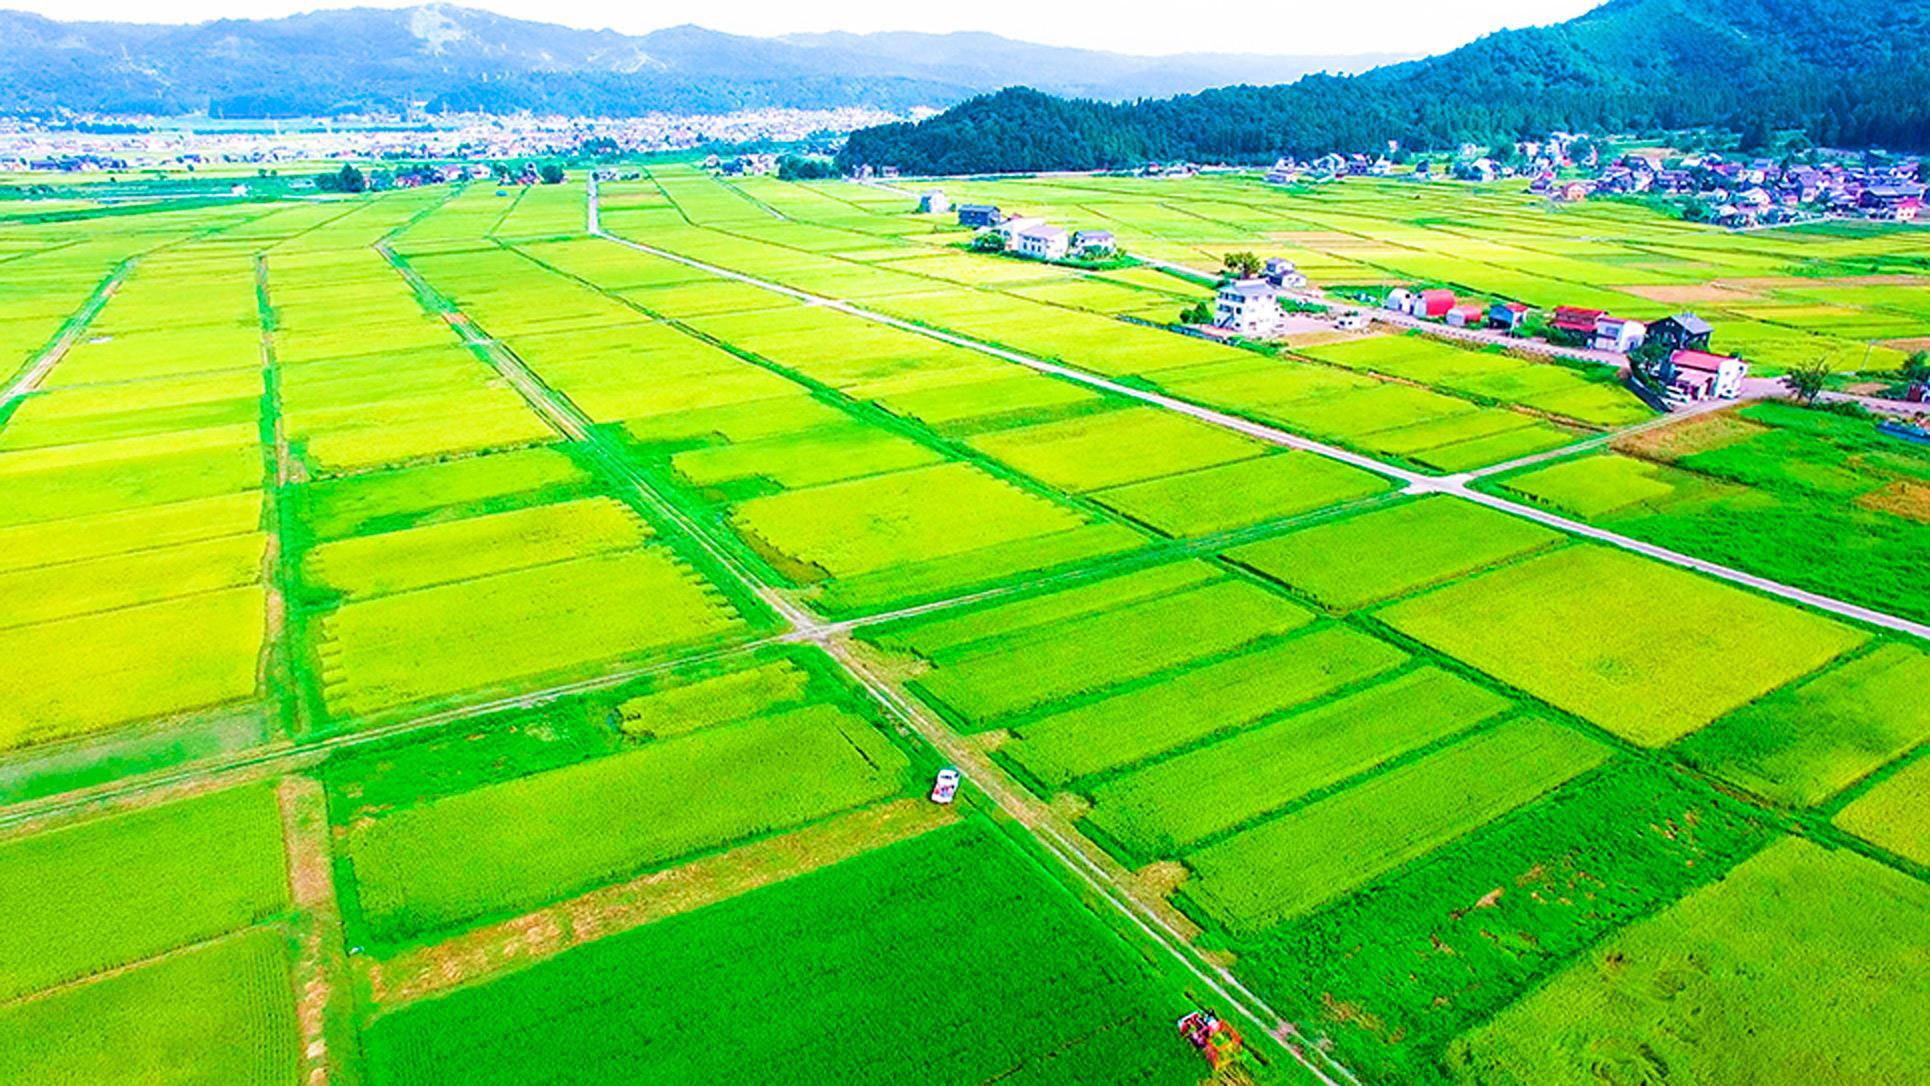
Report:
1228,496,1562,610
1496,452,1691,517
1090,451,1394,536
345,703,907,945
0,929,298,1086
671,423,942,489
1087,667,1513,859
1378,545,1868,745
362,821,1201,1086
0,441,262,528
910,578,1313,727
1004,624,1408,789
318,549,741,720
1833,756,1930,865
1183,718,1609,934
0,784,288,1000
1675,643,1930,807
0,585,265,748
1446,838,1930,1086
302,498,649,601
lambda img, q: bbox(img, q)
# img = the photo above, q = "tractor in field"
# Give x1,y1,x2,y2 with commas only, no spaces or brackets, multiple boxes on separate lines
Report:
1177,1010,1243,1068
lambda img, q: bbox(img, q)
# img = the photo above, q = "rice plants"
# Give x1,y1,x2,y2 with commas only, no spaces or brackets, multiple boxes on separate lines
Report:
1445,838,1928,1086
1092,452,1394,537
1833,756,1930,865
1183,718,1609,933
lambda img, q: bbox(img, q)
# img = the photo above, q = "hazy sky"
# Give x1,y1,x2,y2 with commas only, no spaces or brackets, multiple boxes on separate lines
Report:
10,0,1603,57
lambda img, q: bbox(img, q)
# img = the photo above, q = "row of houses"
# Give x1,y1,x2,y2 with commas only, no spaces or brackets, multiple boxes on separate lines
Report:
1386,289,1747,402
1263,153,1396,185
942,197,1116,261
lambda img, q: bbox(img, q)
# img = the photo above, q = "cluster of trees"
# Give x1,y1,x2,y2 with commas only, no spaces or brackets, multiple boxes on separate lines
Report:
776,155,839,181
313,161,564,194
840,0,1930,174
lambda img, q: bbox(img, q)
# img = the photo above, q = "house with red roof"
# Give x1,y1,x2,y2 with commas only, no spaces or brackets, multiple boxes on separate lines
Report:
1662,349,1748,402
1444,302,1486,328
1488,301,1530,331
1550,306,1604,339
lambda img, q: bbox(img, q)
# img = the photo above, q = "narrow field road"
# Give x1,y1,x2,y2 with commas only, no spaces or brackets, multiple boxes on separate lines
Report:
588,181,1929,642
0,262,131,410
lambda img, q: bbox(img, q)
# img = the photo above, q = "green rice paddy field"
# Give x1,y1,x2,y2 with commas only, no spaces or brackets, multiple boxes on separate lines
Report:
0,168,1921,1086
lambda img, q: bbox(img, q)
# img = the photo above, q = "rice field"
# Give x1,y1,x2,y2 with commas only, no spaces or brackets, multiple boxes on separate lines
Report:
1,168,1925,1086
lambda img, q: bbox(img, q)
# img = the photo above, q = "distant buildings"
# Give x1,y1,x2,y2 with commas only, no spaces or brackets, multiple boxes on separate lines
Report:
919,190,950,214
1263,258,1306,289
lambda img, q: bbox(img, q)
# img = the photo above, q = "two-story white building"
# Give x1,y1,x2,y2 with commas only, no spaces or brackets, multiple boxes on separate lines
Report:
1014,225,1070,260
1592,315,1647,354
1214,278,1286,336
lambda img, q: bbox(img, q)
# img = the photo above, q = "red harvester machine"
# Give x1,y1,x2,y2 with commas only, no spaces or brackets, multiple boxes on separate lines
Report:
1177,1010,1243,1068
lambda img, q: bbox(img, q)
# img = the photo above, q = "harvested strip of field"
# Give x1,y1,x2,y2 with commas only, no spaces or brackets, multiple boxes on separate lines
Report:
365,798,952,1004
1184,718,1609,933
1447,838,1930,1086
361,822,1201,1086
318,549,742,720
0,929,299,1086
1090,452,1394,537
1378,545,1868,745
1087,668,1514,859
0,784,289,1000
302,498,650,601
345,704,908,945
1004,625,1408,789
0,586,266,748
1676,643,1930,807
1833,756,1930,866
909,577,1313,727
1228,496,1562,611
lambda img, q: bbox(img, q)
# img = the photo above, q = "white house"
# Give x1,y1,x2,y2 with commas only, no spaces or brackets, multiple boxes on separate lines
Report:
919,190,950,214
1072,229,1116,255
1264,158,1298,184
1263,258,1307,289
1014,225,1070,260
1665,350,1748,402
997,215,1046,241
1214,279,1286,336
1592,315,1647,354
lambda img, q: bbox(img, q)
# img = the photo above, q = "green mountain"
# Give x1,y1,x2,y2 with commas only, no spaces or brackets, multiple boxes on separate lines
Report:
839,0,1930,173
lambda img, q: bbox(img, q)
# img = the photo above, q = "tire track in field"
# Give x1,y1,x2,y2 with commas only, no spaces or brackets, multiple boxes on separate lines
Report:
0,260,131,412
585,180,1930,643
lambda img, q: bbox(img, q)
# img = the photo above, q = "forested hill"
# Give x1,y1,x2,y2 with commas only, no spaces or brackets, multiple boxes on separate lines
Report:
838,0,1930,173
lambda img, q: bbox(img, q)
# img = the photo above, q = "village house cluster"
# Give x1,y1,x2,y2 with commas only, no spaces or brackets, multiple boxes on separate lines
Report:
1553,152,1924,225
941,194,1117,262
1210,260,1310,336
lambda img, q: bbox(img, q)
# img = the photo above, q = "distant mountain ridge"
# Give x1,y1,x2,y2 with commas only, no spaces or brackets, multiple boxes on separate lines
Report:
0,5,1405,117
841,0,1930,174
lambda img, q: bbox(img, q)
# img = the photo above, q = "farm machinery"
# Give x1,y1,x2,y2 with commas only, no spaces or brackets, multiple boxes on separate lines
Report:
1177,1009,1243,1068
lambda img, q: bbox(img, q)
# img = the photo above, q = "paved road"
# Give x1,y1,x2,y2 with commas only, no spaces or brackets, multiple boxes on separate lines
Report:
589,187,1928,642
